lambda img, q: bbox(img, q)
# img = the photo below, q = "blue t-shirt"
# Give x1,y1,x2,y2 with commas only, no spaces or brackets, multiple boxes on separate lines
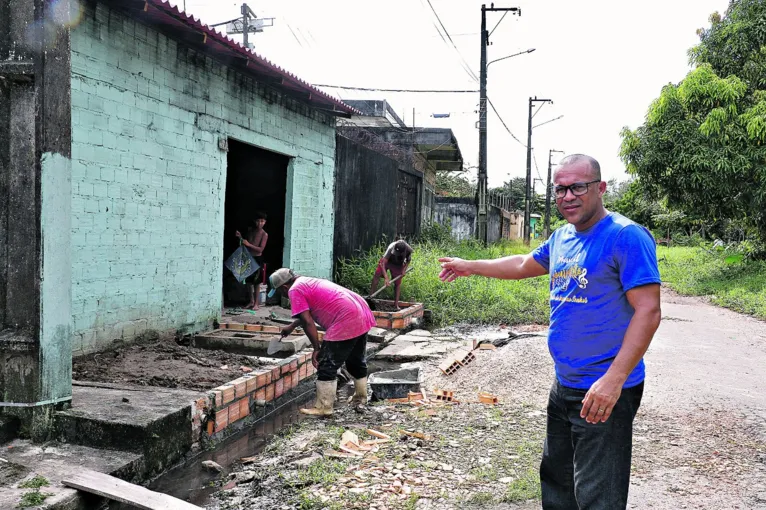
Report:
531,212,661,390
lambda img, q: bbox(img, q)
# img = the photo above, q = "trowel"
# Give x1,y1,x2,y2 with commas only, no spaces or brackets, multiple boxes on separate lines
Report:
267,335,282,355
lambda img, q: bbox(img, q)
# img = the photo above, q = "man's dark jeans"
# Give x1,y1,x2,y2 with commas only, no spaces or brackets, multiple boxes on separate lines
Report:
316,333,368,382
540,379,644,510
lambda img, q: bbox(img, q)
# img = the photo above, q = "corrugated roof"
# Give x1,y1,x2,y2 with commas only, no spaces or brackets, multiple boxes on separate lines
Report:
107,0,360,116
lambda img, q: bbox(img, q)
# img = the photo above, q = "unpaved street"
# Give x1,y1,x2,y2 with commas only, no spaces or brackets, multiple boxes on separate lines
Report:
212,288,766,509
484,288,766,509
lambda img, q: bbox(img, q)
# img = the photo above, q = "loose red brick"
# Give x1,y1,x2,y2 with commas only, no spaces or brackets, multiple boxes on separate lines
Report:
239,397,250,418
255,388,266,403
291,371,299,388
214,408,228,433
265,383,275,401
232,378,248,399
275,378,285,398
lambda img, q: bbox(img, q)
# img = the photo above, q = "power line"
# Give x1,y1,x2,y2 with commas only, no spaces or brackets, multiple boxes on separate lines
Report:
532,149,544,183
489,11,508,38
422,0,480,83
314,84,479,93
487,97,526,148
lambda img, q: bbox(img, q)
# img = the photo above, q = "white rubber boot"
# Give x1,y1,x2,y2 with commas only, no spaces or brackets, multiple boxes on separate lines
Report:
300,380,336,416
348,377,368,406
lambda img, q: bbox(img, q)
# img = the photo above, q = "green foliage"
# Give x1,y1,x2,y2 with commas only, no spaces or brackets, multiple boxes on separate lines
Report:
621,0,766,244
436,172,475,198
418,220,454,245
18,476,49,489
18,490,53,508
659,246,766,319
336,240,549,326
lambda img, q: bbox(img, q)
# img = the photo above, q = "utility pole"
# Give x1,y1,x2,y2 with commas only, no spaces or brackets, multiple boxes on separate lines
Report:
225,4,274,50
524,96,552,245
544,149,564,238
477,4,520,245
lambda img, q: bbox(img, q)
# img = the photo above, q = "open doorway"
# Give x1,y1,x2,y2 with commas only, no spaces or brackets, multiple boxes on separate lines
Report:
222,139,289,307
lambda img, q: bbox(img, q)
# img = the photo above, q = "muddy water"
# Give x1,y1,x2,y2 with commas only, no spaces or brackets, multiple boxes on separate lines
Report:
108,389,314,509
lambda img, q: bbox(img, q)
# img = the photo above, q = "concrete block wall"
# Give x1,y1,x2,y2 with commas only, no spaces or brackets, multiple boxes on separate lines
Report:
69,3,336,354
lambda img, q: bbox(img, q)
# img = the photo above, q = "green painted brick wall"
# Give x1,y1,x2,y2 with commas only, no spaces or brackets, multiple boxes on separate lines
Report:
69,3,336,354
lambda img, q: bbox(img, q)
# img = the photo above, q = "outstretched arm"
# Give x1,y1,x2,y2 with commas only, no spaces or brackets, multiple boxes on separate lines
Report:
439,254,547,282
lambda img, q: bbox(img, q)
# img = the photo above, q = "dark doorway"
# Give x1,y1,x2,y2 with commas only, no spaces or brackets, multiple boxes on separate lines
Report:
396,169,421,238
223,140,289,306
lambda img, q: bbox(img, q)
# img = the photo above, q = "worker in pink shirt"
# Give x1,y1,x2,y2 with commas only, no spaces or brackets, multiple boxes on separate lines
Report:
268,268,376,416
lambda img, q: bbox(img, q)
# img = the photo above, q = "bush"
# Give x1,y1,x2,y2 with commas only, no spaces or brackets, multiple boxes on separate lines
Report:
336,240,550,327
658,246,766,319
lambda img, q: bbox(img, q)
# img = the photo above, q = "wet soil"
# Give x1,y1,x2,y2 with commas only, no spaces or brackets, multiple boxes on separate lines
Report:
73,336,263,392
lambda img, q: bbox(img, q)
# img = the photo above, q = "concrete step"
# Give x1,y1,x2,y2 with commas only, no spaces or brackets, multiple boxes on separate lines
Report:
54,383,200,480
0,439,141,509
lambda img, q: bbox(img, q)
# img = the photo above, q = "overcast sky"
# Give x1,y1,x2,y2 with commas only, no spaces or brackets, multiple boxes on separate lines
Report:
170,0,729,187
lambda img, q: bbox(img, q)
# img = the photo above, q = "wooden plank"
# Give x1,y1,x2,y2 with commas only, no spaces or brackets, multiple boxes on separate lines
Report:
62,469,202,510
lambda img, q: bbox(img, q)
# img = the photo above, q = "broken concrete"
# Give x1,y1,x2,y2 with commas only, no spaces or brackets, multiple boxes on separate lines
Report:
374,335,456,361
0,439,140,510
367,327,399,344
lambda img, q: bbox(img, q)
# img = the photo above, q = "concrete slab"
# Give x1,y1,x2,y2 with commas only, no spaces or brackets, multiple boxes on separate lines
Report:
407,329,432,337
193,329,310,354
55,384,199,479
375,335,458,361
0,439,141,509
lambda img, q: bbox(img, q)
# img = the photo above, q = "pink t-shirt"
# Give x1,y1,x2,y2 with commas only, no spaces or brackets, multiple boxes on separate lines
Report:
288,277,376,341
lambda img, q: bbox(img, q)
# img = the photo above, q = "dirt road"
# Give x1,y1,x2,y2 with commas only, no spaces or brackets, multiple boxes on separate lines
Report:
210,288,766,509
485,288,766,509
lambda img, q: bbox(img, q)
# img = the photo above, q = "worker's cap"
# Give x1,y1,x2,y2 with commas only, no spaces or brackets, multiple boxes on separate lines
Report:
267,268,295,298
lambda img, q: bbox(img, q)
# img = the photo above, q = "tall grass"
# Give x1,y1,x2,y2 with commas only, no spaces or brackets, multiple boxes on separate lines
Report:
336,240,550,327
658,246,766,319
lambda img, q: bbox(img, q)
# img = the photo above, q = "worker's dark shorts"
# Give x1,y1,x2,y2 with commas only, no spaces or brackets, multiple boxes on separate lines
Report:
316,333,368,382
374,262,405,279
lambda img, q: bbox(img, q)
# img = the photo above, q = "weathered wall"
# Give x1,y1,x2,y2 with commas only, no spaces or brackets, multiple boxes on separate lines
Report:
434,197,476,241
333,136,397,266
488,205,502,244
69,3,336,354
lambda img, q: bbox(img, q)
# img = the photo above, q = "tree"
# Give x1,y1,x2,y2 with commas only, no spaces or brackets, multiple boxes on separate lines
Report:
620,0,766,243
436,172,475,198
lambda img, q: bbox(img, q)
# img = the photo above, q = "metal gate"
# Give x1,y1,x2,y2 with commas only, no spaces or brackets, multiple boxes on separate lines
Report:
396,170,420,238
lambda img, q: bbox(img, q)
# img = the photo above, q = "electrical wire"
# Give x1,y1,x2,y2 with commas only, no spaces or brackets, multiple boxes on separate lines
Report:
533,149,544,184
421,0,480,83
313,84,479,93
489,11,508,38
487,97,527,148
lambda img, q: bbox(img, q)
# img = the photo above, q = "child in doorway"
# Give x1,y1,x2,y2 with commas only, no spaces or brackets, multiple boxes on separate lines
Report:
236,211,268,309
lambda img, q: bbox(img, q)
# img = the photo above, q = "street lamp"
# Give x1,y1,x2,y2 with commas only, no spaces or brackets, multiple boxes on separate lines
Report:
487,48,536,69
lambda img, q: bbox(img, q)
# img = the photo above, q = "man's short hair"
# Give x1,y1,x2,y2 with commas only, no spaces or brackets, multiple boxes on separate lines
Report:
254,211,268,221
558,154,601,180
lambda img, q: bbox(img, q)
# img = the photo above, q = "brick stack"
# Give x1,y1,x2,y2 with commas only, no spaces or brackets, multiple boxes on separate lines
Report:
191,351,316,438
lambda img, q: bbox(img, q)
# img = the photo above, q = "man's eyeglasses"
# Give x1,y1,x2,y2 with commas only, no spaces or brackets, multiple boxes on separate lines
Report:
553,180,600,199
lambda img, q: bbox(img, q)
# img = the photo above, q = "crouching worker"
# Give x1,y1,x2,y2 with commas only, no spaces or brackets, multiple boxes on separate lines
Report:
268,268,376,416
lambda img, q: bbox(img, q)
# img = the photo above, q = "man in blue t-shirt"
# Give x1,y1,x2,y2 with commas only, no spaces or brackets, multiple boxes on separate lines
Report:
439,154,661,509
